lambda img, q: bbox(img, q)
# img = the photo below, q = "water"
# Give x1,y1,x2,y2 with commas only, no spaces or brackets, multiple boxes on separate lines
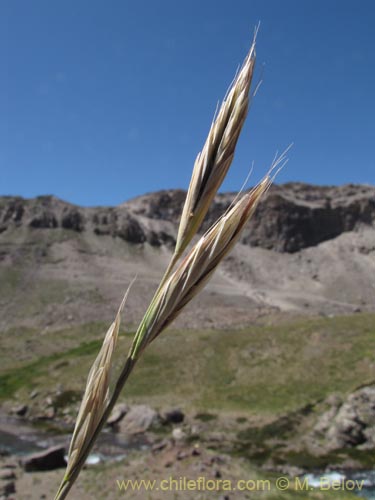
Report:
303,471,375,500
0,414,150,464
0,428,44,455
351,471,375,500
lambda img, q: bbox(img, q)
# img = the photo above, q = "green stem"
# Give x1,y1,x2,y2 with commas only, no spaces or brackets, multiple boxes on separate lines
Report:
128,251,180,360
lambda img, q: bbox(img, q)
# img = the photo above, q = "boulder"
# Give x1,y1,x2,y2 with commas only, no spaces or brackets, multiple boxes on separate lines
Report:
107,403,129,426
119,405,160,434
313,385,375,450
12,404,28,417
163,408,185,424
0,469,16,481
20,445,66,472
172,428,187,442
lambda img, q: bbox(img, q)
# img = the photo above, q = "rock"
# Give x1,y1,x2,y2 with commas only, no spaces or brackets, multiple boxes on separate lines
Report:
192,184,375,253
119,405,160,434
20,445,66,472
146,230,161,246
44,407,55,419
55,384,64,395
273,464,305,477
129,190,186,221
0,184,374,254
115,215,145,244
35,407,55,421
61,209,84,231
163,408,185,424
157,231,176,248
0,481,15,496
241,184,375,252
12,404,28,417
190,424,201,438
313,400,342,436
313,385,375,450
29,211,58,229
0,469,15,481
172,428,187,442
176,450,189,460
29,389,39,399
107,403,129,426
209,455,227,465
0,198,24,226
151,439,170,453
45,396,53,406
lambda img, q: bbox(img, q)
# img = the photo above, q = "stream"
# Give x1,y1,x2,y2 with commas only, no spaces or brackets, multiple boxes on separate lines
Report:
0,413,149,465
1,415,374,499
304,471,375,500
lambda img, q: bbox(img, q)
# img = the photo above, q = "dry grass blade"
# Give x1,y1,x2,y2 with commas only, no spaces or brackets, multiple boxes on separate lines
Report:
173,30,257,262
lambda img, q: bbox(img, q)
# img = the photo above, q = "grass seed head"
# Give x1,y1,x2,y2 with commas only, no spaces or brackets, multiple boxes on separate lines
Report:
174,34,257,259
130,175,271,359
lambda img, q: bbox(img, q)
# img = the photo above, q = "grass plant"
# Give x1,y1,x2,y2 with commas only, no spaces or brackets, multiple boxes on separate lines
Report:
55,29,283,499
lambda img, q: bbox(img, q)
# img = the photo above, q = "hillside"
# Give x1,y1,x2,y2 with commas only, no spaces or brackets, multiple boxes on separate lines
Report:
0,183,374,333
1,183,375,499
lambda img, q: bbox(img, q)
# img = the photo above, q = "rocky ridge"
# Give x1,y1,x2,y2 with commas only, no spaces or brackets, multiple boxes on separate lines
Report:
1,183,374,253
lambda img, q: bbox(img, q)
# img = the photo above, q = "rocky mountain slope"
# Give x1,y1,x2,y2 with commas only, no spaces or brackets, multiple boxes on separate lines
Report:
0,183,374,331
1,184,375,500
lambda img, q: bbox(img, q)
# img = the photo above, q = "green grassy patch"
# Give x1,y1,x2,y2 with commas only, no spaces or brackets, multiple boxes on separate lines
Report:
0,267,22,296
0,339,103,400
0,313,374,417
118,313,375,414
194,412,218,422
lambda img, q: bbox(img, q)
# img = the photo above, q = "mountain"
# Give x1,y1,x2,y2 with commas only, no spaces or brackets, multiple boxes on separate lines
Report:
0,183,374,332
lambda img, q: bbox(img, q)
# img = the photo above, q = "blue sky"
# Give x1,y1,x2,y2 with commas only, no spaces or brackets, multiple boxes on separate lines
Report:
2,0,374,206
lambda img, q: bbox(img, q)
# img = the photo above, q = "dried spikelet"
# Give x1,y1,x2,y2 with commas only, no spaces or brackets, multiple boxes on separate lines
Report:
174,30,257,261
55,285,132,497
129,175,271,360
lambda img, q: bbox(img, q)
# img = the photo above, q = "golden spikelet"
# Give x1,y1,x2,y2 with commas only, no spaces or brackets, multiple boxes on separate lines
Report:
174,31,257,260
55,285,133,499
129,176,271,359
